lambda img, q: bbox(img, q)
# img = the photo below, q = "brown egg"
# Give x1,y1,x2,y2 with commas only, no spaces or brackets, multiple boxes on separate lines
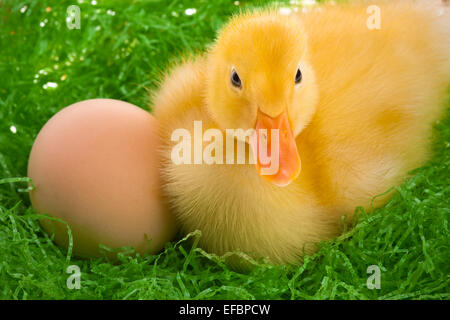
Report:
28,99,177,258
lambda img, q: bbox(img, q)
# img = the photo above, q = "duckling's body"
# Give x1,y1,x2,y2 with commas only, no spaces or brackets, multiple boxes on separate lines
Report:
153,1,450,265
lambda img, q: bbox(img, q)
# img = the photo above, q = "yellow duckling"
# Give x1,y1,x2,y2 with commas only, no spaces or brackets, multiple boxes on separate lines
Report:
153,1,450,265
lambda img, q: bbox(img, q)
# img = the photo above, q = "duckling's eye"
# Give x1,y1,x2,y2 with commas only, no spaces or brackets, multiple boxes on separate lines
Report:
295,67,302,84
231,70,242,88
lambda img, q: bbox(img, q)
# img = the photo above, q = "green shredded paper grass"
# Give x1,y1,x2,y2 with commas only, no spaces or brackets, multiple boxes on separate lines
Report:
0,0,449,300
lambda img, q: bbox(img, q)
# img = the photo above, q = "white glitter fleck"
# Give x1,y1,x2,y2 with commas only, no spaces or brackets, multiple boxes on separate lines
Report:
20,6,28,13
91,0,97,5
279,7,292,15
301,0,316,5
185,8,197,16
107,10,116,16
43,82,58,89
234,1,240,5
40,21,45,27
10,126,17,134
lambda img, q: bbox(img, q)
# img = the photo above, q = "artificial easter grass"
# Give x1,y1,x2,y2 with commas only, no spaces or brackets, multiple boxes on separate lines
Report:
0,0,449,300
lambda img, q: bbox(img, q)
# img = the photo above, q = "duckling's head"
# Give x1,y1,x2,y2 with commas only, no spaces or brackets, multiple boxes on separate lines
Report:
206,11,318,186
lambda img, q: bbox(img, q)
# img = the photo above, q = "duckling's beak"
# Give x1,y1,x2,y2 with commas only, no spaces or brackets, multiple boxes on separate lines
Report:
249,109,301,187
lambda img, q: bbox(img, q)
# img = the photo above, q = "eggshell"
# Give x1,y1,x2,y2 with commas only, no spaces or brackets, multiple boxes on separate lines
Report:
28,99,177,258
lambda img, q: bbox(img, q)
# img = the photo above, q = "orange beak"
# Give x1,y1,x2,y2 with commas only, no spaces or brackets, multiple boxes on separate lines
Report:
249,110,301,187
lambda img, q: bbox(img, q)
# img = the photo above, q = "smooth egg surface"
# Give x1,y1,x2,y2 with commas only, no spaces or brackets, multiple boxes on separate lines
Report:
28,99,177,257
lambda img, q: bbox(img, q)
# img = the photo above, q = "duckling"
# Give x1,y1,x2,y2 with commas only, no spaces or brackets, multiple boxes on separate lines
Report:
153,1,450,266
